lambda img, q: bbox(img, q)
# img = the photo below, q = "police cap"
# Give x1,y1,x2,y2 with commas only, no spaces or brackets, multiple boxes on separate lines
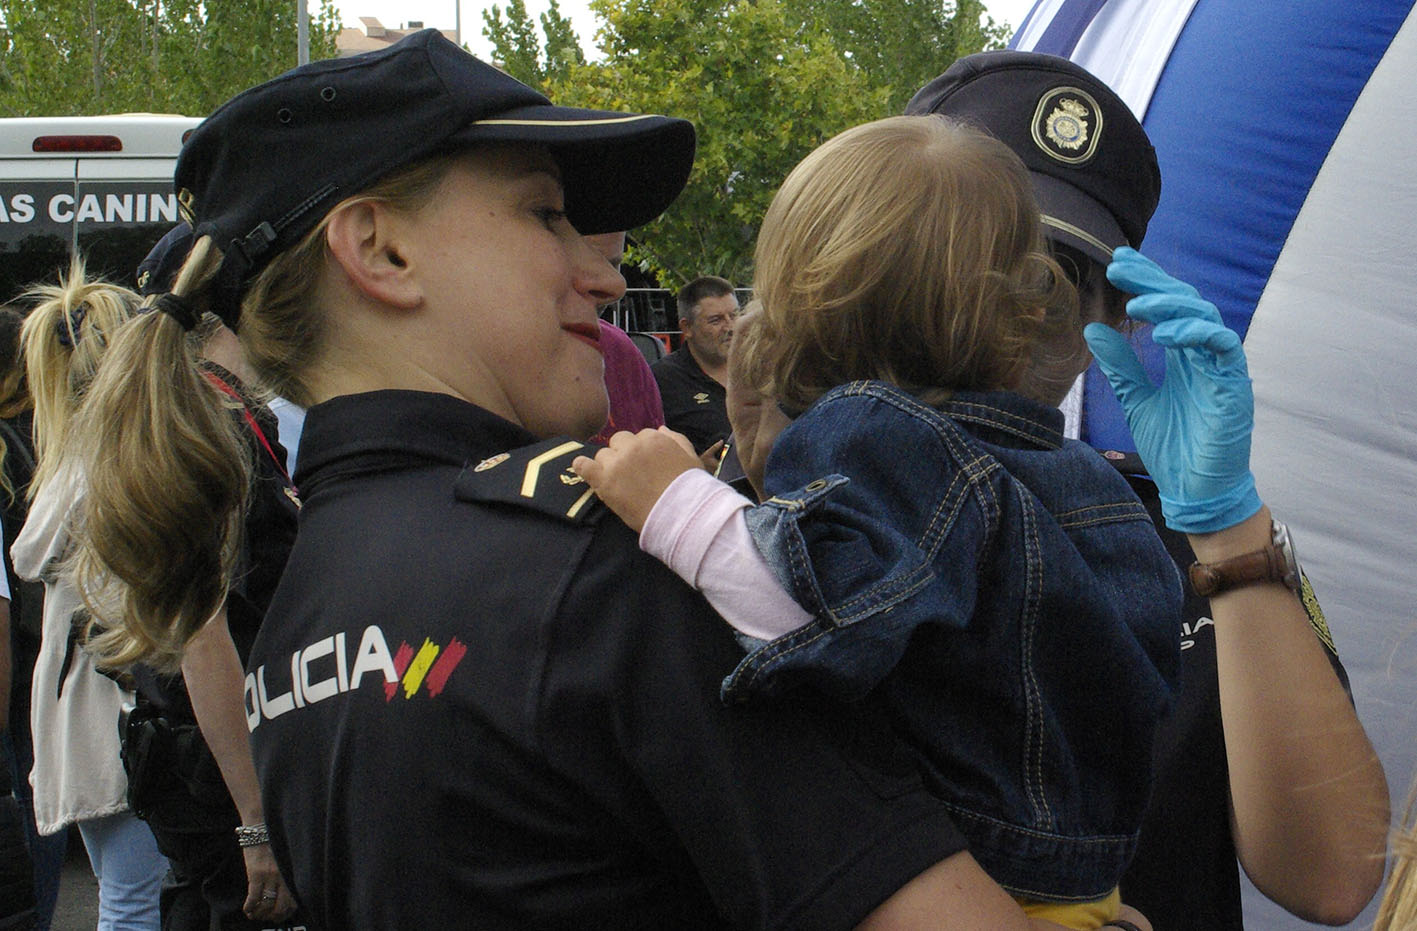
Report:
906,50,1161,264
176,29,696,330
136,222,194,296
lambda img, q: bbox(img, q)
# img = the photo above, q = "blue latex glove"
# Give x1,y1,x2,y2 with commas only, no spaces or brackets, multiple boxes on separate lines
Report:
1083,247,1262,533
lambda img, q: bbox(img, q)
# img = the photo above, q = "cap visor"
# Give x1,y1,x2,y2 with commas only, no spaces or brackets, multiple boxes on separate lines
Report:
452,105,696,234
1030,171,1126,265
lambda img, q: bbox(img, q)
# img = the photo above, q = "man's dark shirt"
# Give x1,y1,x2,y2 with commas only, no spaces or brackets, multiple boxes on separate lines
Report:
651,345,729,452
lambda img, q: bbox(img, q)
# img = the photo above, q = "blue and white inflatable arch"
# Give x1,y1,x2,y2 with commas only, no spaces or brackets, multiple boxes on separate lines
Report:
1012,3,1417,928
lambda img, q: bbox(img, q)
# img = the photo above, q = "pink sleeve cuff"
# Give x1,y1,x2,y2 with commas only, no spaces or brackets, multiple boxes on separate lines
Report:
641,469,813,640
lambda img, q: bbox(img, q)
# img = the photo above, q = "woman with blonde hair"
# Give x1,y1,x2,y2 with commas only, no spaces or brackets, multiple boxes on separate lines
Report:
13,244,303,929
114,221,304,930
10,268,168,929
55,29,1153,930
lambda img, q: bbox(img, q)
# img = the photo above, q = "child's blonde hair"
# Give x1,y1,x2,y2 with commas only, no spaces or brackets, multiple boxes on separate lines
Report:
750,114,1076,412
726,302,770,399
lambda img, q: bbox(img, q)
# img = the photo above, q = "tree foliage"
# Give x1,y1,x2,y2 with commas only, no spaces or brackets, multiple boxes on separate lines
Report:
562,0,890,284
0,0,342,118
483,0,1004,285
783,0,1009,112
483,0,585,88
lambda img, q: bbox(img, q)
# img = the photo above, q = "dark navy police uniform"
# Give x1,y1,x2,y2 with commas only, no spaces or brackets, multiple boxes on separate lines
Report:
246,390,965,930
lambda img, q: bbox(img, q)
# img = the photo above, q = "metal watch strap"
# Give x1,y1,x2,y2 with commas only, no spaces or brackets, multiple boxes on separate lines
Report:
234,822,270,848
1188,519,1299,597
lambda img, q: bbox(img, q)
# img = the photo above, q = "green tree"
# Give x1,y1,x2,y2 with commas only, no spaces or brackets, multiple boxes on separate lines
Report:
546,0,888,284
482,0,543,86
527,0,1003,282
785,0,1008,111
0,0,341,118
540,0,586,84
483,0,585,89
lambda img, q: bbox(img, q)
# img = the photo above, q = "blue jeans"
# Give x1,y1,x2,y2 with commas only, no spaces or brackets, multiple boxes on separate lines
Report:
3,730,67,930
77,811,167,931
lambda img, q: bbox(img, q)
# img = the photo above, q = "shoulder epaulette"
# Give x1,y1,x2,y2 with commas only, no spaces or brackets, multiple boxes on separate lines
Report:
453,437,604,524
1298,571,1338,658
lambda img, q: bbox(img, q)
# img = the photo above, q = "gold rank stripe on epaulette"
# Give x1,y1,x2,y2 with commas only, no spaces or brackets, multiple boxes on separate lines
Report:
1298,572,1339,658
453,437,601,522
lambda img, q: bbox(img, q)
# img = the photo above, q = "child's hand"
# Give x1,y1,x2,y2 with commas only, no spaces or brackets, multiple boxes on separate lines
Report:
572,427,701,532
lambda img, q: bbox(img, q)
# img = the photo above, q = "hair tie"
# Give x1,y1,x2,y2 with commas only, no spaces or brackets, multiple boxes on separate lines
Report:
154,292,201,331
55,305,87,348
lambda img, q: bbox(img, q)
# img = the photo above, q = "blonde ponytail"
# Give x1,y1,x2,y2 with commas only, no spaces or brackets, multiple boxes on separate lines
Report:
19,261,142,497
69,238,249,672
70,152,464,671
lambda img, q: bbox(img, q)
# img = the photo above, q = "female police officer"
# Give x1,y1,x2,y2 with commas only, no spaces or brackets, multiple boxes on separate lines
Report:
56,30,1142,930
908,51,1388,929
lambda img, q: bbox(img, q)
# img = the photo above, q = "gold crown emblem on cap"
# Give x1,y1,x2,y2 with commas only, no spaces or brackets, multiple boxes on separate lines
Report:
1031,87,1104,165
177,188,196,225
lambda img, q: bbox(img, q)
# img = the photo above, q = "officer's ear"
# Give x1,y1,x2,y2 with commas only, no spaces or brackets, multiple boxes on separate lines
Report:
325,200,422,311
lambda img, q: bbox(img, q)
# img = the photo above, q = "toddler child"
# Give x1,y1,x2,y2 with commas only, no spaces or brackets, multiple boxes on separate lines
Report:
575,115,1182,929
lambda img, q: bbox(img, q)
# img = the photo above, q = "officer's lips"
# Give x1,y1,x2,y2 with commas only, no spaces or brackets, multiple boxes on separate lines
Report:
564,321,603,353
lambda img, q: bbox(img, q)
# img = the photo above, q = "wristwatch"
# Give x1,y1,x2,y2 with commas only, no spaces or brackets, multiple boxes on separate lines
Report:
1188,519,1301,597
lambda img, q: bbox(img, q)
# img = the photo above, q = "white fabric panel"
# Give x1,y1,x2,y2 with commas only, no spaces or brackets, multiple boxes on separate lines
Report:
1061,375,1084,439
1243,11,1417,930
1009,0,1071,52
1068,0,1200,119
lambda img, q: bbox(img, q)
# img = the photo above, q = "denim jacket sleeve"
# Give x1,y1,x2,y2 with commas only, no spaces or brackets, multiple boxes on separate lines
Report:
724,384,997,703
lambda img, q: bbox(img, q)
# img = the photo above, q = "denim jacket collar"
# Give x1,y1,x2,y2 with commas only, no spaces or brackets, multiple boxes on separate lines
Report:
814,382,1064,451
933,389,1064,451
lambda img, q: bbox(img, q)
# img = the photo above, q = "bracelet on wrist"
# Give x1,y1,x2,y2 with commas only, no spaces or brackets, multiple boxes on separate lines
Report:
234,822,270,848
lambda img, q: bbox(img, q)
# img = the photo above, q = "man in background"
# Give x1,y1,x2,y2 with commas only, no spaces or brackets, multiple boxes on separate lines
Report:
651,275,737,454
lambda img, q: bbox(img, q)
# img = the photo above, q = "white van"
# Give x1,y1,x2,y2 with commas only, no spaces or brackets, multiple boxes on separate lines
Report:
0,114,200,303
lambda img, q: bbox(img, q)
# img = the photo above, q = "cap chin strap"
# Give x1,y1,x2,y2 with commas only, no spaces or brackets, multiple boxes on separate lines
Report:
1042,214,1114,258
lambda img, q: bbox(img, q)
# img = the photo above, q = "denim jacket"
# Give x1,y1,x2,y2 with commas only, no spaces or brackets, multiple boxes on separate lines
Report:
732,381,1181,901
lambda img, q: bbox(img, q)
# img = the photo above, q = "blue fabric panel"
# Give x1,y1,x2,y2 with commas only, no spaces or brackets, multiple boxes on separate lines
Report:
1082,0,1415,452
1005,1,1042,47
1010,0,1109,55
